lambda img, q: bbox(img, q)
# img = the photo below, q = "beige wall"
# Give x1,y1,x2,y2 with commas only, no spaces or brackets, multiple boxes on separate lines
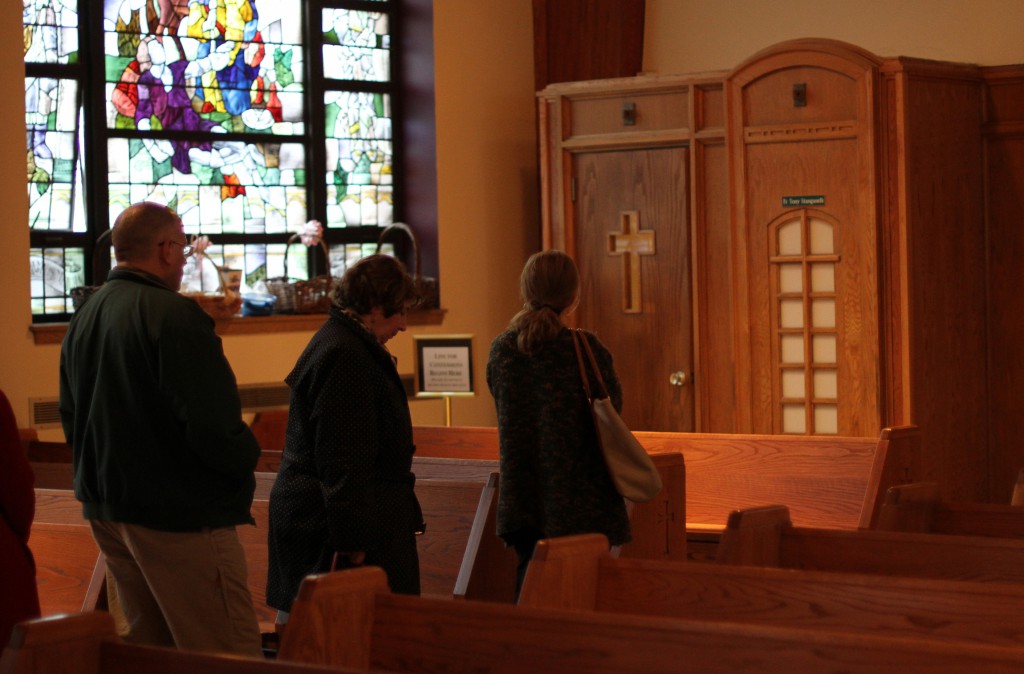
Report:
5,1,1023,437
645,0,1024,74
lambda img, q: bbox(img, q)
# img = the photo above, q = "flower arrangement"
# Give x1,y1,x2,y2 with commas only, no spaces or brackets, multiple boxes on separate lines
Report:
190,234,212,257
298,219,323,247
181,233,241,318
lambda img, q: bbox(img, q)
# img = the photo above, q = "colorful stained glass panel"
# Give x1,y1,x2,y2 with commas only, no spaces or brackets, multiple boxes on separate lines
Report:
27,78,86,232
325,91,392,227
181,243,285,295
30,246,84,314
322,8,390,82
24,0,80,64
107,138,307,234
102,0,305,135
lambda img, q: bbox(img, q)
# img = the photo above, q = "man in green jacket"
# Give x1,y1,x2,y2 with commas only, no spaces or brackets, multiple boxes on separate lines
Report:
59,202,263,656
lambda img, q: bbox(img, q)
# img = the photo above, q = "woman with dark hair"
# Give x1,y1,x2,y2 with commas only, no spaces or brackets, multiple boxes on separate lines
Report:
486,250,631,599
266,255,424,622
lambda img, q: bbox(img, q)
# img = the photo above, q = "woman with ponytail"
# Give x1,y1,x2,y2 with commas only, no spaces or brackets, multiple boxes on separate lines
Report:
486,250,630,599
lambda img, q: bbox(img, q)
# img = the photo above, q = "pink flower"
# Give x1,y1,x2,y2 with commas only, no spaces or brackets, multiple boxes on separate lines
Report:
190,234,212,256
299,220,323,247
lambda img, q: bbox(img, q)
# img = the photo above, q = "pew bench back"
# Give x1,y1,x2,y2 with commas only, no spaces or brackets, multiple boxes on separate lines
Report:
519,533,1024,647
412,424,920,530
30,476,497,630
718,505,1024,584
878,481,1024,538
275,566,1024,674
0,612,359,674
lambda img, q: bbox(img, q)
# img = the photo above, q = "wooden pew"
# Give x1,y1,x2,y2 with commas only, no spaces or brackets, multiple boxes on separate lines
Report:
877,481,1024,538
414,424,919,524
718,504,1024,584
25,432,680,605
273,565,1024,674
249,423,919,533
257,471,513,599
35,421,903,558
30,473,513,626
23,439,75,490
0,612,359,674
28,522,102,617
32,487,278,631
31,489,105,617
258,450,687,565
518,533,1024,647
414,424,918,561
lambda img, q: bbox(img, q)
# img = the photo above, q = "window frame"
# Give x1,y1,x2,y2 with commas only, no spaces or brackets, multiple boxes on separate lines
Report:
26,0,438,325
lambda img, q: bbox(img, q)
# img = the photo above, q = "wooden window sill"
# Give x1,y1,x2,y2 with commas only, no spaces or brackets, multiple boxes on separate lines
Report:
30,308,448,345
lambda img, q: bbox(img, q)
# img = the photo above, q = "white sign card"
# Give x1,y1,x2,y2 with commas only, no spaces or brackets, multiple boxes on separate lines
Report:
414,335,474,397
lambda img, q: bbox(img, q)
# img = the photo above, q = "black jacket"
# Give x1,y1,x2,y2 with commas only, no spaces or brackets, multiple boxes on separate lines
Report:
266,309,422,610
59,268,260,531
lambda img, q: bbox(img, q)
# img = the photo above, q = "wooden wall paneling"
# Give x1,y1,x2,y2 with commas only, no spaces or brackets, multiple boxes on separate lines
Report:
981,67,1024,502
531,0,645,92
887,60,987,501
693,137,733,431
878,70,911,431
690,83,733,432
538,96,554,249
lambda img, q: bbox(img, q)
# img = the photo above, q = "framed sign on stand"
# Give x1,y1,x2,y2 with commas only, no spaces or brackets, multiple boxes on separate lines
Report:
413,335,474,426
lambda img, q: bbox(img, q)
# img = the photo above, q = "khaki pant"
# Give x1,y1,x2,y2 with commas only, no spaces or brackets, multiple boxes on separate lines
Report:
89,520,262,657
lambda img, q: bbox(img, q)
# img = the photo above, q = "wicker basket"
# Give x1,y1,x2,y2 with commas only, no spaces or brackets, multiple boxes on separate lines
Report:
69,229,113,312
266,234,334,314
181,257,241,321
375,222,439,309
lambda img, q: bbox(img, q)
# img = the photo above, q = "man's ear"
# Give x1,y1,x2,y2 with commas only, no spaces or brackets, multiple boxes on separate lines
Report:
155,240,175,267
154,239,168,263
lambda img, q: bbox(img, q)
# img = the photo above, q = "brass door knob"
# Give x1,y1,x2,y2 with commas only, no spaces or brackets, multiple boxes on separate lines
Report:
669,371,689,387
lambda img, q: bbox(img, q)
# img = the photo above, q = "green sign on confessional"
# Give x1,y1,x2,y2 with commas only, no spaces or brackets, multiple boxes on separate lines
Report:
782,195,826,207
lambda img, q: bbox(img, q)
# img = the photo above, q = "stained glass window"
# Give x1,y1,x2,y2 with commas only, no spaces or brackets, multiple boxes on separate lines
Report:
24,0,79,65
322,8,390,82
26,77,86,233
321,6,395,253
325,90,393,228
25,0,409,320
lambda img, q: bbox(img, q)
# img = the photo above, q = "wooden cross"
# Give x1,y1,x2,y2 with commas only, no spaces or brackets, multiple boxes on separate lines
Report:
608,211,655,314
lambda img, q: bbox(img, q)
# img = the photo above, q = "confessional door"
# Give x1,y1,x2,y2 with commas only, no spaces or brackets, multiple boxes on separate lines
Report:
571,146,694,432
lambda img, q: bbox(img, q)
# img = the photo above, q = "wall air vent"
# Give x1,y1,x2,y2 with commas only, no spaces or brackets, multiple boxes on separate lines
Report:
29,398,62,429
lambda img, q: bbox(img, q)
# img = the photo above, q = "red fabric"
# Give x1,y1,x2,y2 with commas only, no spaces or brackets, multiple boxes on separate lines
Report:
0,389,40,648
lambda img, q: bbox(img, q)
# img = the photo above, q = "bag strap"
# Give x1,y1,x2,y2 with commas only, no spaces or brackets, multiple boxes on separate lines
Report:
571,329,592,401
571,329,610,400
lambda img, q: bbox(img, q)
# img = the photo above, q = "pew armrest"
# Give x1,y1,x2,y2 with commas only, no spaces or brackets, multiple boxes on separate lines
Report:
874,481,940,532
277,566,389,670
716,505,792,566
0,612,116,674
518,534,610,610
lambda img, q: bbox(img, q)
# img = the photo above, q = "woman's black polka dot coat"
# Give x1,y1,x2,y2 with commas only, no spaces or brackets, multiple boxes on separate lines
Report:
266,309,423,611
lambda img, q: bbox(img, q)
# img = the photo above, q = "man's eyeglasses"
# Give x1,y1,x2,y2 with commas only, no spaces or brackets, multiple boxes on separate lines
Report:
159,240,194,259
